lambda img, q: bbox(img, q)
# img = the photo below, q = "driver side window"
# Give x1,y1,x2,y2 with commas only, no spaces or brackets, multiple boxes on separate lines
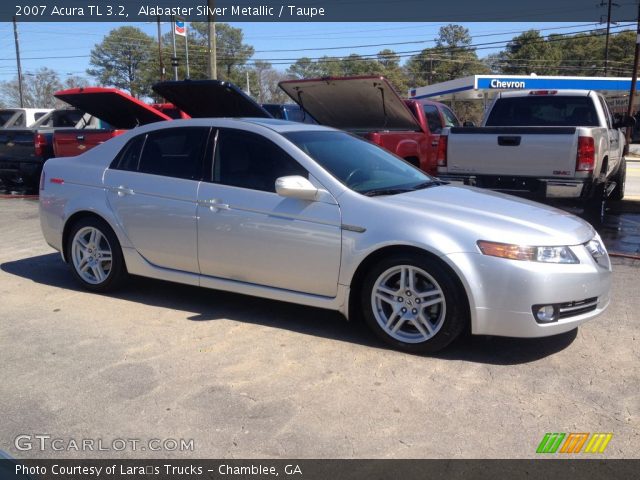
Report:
213,129,307,193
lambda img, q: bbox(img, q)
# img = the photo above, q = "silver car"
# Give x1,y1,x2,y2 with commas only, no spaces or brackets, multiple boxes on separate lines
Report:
39,118,611,353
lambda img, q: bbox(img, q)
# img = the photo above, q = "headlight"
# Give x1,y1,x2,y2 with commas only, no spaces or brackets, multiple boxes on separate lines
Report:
477,241,579,264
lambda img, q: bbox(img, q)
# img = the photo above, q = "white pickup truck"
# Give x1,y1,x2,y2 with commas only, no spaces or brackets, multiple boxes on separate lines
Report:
437,90,629,203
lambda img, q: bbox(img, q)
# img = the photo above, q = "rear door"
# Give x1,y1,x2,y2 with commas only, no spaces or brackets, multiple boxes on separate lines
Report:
104,127,210,273
196,128,342,297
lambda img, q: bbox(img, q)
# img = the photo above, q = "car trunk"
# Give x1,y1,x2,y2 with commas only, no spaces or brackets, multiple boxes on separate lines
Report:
278,76,421,133
52,88,172,157
152,80,272,118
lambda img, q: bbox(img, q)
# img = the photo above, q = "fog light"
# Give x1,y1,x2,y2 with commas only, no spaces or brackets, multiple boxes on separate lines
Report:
535,305,557,323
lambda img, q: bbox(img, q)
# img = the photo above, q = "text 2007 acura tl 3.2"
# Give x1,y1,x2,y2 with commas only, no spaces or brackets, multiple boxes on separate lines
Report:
38,84,611,353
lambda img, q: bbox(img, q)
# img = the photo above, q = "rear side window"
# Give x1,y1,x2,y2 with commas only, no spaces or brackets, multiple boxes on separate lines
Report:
138,128,209,180
423,105,442,134
486,96,599,127
440,106,459,127
597,96,612,128
112,135,146,171
7,113,25,128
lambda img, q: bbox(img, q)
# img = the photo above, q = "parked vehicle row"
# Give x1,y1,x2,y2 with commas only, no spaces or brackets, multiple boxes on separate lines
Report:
0,108,102,190
0,81,334,192
0,108,53,128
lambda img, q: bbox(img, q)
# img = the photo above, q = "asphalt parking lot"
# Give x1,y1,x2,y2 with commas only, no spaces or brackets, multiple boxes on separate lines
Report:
0,198,638,459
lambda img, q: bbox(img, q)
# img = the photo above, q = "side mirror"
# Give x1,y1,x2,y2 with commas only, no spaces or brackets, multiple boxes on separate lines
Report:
275,175,318,201
463,121,475,127
613,115,635,129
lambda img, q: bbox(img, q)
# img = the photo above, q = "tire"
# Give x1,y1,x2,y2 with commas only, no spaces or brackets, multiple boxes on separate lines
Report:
66,216,127,292
585,181,605,214
360,253,468,354
610,158,626,201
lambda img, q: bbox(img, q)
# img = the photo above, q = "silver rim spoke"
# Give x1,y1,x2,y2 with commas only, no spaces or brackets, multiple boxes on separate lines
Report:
371,264,446,344
71,226,112,285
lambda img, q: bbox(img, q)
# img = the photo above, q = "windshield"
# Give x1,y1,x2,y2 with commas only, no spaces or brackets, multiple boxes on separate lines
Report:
284,130,436,195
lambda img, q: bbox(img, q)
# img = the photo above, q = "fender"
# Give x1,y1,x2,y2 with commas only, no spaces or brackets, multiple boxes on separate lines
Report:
59,184,133,261
394,138,420,160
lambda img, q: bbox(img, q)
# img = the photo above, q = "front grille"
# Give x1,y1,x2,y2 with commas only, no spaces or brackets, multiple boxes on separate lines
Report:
558,297,598,319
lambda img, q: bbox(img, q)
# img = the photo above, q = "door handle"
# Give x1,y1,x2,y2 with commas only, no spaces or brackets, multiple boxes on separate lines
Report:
198,199,230,211
113,185,134,196
497,136,521,146
431,140,439,146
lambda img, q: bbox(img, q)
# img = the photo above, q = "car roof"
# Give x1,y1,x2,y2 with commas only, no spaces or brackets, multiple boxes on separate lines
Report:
125,117,334,133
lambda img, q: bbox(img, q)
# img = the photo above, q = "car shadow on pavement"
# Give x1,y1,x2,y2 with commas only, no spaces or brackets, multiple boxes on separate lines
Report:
2,253,577,364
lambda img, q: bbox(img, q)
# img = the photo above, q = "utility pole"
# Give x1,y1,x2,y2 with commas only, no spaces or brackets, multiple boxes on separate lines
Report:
207,0,217,79
624,0,640,146
246,70,250,95
157,17,165,81
602,0,616,76
12,17,24,108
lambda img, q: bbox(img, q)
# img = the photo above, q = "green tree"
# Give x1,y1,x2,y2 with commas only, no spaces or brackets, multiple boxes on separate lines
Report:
501,30,562,75
407,24,487,86
286,57,325,79
607,30,636,76
87,26,156,98
377,49,410,94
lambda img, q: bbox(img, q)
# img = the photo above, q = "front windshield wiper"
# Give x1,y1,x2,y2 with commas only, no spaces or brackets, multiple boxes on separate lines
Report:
362,180,449,197
411,180,449,190
362,187,414,197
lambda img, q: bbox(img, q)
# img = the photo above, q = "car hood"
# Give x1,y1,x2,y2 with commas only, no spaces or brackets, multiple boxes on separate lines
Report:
279,76,421,131
152,80,272,118
54,88,171,129
381,185,595,246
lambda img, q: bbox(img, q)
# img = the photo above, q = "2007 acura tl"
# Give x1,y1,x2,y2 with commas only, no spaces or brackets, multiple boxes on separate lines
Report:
39,118,611,353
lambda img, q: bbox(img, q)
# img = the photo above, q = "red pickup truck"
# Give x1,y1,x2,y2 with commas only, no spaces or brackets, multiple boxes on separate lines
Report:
278,76,460,175
52,87,172,157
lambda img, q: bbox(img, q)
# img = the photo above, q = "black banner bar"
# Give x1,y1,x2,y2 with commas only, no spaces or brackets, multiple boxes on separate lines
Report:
3,0,639,22
2,459,639,480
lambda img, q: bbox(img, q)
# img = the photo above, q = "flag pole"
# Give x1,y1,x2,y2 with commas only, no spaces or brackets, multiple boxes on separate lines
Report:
185,24,190,79
171,15,178,81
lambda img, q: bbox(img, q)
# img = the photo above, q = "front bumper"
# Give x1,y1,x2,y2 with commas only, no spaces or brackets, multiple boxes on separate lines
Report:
446,241,611,338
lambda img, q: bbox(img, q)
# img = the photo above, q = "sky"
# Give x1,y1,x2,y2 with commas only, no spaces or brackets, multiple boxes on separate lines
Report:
0,20,633,83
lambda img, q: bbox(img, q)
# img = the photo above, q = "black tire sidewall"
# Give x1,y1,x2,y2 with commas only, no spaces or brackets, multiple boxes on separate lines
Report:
66,217,126,292
360,253,468,354
610,159,626,201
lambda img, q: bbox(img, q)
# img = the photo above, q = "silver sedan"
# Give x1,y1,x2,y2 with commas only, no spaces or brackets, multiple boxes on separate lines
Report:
39,118,611,353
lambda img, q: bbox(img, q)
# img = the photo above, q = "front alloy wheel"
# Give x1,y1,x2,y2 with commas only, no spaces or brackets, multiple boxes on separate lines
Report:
361,254,468,353
371,265,446,344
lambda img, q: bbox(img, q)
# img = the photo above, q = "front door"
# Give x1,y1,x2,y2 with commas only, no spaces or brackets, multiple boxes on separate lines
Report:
197,128,342,297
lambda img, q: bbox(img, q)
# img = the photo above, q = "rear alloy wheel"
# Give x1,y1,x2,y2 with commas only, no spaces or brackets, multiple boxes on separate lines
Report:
361,254,467,353
67,217,127,292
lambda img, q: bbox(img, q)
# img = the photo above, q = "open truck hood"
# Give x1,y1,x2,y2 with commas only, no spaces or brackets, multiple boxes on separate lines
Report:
152,80,271,119
54,87,171,129
278,76,421,132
